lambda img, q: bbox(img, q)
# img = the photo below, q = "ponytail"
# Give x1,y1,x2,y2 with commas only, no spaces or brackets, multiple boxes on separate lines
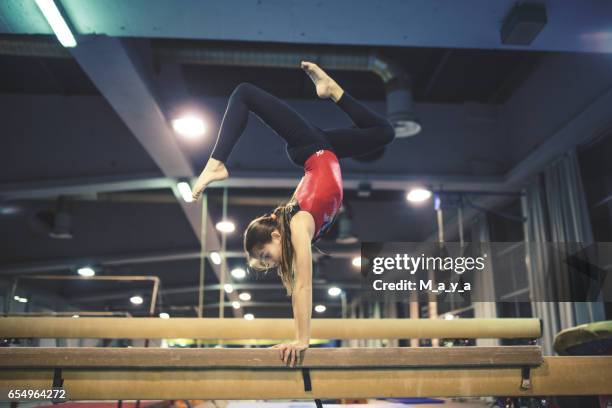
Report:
244,200,297,296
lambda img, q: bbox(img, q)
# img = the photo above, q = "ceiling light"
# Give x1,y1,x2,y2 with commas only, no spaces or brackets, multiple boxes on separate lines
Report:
18,297,28,303
34,0,77,47
216,220,235,233
130,295,143,305
238,292,251,301
210,252,222,265
244,313,254,320
224,284,234,293
328,287,342,297
393,119,422,138
72,314,79,318
77,267,95,277
159,312,170,319
351,257,362,268
177,181,193,203
0,205,19,215
231,267,246,279
314,305,326,313
406,188,432,203
232,301,241,309
171,115,206,138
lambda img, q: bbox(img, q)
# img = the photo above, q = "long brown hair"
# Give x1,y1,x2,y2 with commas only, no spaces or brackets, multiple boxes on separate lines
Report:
244,200,297,296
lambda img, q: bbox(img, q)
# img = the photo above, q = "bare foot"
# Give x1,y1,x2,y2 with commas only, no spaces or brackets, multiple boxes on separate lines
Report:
192,158,229,200
300,61,344,102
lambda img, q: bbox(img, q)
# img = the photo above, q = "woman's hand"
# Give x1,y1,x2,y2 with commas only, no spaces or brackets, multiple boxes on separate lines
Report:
270,341,309,367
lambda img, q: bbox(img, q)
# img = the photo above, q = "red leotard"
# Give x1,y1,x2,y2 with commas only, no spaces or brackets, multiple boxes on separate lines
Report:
293,149,343,242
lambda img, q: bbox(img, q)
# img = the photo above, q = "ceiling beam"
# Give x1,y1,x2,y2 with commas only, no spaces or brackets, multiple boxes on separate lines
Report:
0,171,515,202
67,36,241,317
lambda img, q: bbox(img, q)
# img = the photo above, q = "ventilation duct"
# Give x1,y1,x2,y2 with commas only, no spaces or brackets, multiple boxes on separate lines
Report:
152,42,421,139
0,38,422,138
0,36,421,137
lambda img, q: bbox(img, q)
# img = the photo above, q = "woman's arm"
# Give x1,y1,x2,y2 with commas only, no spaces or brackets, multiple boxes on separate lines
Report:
290,211,315,344
271,210,314,367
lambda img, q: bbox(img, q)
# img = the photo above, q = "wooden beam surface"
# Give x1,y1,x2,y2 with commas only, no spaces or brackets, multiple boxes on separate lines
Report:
0,357,610,399
0,346,543,368
0,317,542,339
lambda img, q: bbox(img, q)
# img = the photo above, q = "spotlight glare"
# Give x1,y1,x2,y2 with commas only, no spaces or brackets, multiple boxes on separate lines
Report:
77,267,95,277
231,267,246,279
314,304,326,313
238,292,251,301
18,297,28,303
72,314,79,318
159,312,170,319
216,220,236,233
177,182,194,203
210,251,222,265
328,287,342,297
232,301,241,309
130,295,144,305
406,188,432,203
224,283,234,293
171,115,207,138
351,257,362,267
244,313,254,320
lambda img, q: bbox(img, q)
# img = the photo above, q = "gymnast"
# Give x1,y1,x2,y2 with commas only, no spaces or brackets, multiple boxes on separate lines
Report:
192,61,395,366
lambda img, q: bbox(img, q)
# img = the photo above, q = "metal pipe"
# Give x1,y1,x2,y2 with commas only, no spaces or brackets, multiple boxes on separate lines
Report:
10,275,161,317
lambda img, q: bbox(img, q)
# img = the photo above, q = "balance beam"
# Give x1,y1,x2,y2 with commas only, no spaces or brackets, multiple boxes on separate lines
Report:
0,346,543,368
0,317,541,339
0,348,610,398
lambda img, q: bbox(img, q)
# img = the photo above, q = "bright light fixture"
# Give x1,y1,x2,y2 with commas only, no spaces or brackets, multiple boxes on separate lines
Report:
177,182,193,203
130,295,143,305
232,301,241,309
159,312,170,319
77,267,95,277
351,257,362,268
406,188,432,203
18,297,28,303
238,292,251,301
210,251,222,265
244,313,254,320
328,287,342,297
35,0,77,47
216,220,235,233
394,119,421,138
444,314,455,320
224,283,234,293
72,314,79,318
231,267,246,279
0,205,19,215
171,115,207,138
314,304,326,313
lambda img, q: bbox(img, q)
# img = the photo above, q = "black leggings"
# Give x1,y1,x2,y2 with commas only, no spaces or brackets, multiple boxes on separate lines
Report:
210,82,395,166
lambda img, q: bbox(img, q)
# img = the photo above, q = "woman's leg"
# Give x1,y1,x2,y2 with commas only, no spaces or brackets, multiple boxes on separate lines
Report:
300,61,395,159
193,82,327,199
321,92,396,159
210,82,319,162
